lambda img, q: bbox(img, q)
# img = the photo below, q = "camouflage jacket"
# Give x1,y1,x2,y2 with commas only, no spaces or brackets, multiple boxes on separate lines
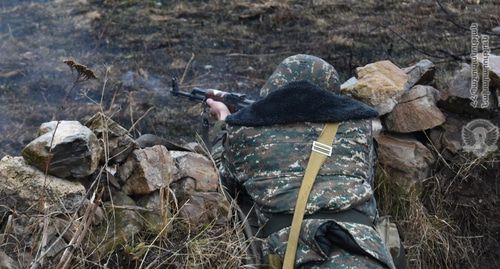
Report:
213,82,395,268
214,121,395,268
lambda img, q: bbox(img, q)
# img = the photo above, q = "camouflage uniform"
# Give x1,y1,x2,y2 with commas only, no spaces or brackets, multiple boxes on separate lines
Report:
213,55,395,268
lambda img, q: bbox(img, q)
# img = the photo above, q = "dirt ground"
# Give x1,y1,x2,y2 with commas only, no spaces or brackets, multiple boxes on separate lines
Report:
0,0,499,268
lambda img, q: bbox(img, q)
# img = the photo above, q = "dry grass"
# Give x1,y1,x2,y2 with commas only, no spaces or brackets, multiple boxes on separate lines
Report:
375,165,474,269
74,199,250,268
0,187,250,268
375,145,499,269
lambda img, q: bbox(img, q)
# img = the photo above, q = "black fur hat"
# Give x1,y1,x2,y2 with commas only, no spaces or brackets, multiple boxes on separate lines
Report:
226,80,378,126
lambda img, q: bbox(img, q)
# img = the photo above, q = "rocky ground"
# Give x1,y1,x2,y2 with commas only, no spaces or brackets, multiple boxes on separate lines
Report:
0,0,499,268
1,114,245,268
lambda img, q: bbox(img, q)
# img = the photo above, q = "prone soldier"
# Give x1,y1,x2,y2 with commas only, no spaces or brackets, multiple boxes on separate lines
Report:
209,54,403,269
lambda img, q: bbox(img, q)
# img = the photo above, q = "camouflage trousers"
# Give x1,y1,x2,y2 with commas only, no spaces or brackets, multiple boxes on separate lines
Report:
263,219,394,269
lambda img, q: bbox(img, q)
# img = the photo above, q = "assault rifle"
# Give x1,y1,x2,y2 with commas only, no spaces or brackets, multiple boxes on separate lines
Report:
170,77,254,113
170,77,255,150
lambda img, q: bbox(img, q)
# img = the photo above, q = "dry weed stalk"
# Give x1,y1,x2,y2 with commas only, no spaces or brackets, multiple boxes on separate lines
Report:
56,191,103,269
63,59,97,81
60,58,98,107
30,121,60,269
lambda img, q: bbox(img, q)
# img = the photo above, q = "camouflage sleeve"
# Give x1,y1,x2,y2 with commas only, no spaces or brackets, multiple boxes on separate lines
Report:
211,120,227,168
210,120,240,197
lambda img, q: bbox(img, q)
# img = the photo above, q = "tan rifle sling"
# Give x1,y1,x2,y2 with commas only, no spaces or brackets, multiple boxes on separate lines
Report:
282,122,340,269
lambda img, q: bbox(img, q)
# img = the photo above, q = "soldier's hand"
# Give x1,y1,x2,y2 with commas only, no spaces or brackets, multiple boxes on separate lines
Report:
206,98,231,121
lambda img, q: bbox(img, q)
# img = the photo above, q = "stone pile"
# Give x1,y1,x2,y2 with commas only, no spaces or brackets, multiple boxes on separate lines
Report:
0,112,228,267
343,55,500,190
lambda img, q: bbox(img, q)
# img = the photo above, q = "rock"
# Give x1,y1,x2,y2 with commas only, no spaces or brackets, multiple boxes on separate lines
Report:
136,191,172,235
170,151,219,192
493,26,500,35
312,0,336,5
375,217,402,264
44,222,71,259
439,63,496,116
136,134,191,151
376,134,435,189
136,134,166,149
21,121,102,179
340,76,358,91
403,59,435,88
108,192,144,235
0,215,34,268
0,215,77,268
385,85,446,133
428,114,468,159
344,60,409,115
179,192,229,227
0,251,16,269
0,70,22,79
478,53,500,88
182,142,206,154
108,192,143,235
119,145,175,195
478,53,500,107
170,177,196,201
85,112,138,164
91,192,143,256
496,89,499,108
52,217,78,242
372,118,383,138
446,63,473,100
0,156,87,213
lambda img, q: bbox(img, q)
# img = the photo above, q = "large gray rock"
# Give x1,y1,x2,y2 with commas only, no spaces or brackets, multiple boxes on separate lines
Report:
376,134,435,189
343,60,409,115
403,59,435,88
385,85,446,133
440,63,496,116
0,156,87,213
85,112,138,164
21,121,102,178
170,151,219,192
119,145,175,195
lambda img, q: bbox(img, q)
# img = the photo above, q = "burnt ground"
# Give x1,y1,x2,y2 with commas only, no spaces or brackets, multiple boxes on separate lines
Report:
0,0,499,268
